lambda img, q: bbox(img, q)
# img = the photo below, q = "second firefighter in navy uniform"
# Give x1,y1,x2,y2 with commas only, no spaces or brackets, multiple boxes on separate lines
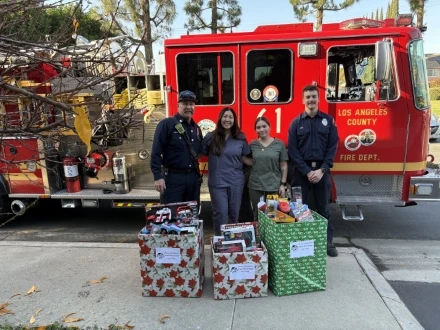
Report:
288,85,339,257
150,90,204,207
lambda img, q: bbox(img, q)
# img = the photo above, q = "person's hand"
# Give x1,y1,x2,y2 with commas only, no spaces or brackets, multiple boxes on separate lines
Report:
307,170,324,184
278,185,286,197
154,179,166,193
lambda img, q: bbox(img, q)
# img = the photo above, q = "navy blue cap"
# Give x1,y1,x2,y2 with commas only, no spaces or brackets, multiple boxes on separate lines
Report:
178,90,197,102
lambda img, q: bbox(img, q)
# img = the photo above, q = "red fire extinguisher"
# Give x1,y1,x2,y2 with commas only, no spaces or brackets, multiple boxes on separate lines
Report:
63,156,81,193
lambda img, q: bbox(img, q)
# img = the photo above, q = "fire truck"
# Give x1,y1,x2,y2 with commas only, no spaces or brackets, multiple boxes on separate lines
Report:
162,15,439,221
0,35,166,222
0,15,439,222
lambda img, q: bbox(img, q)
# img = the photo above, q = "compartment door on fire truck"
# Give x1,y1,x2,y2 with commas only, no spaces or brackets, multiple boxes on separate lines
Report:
319,40,405,176
239,42,320,140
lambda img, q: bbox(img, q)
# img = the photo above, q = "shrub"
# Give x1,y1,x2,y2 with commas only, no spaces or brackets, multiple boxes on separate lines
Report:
430,87,440,100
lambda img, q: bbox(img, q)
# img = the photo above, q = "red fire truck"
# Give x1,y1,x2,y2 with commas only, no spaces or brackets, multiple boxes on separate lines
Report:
163,15,439,220
0,16,439,222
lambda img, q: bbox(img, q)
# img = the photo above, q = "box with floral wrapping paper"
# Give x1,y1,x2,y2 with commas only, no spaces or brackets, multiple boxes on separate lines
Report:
138,219,204,298
211,237,268,300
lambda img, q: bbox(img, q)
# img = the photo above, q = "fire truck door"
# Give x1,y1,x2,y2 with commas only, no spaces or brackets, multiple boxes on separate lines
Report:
239,43,321,141
319,40,406,175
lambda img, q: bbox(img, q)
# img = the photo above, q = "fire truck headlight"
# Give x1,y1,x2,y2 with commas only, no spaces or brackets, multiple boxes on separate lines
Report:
26,161,37,172
299,42,318,57
413,183,433,196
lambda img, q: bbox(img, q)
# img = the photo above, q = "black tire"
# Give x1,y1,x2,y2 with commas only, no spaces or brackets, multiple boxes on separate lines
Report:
0,195,11,225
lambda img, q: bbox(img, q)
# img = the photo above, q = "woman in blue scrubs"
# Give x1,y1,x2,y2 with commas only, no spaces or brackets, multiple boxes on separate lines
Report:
202,107,253,235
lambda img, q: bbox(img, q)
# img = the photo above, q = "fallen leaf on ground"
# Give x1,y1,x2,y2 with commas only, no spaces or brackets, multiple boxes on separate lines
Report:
0,309,14,316
63,312,83,323
159,315,170,323
125,321,135,329
88,276,108,284
10,293,20,299
26,285,41,296
36,309,42,315
63,312,76,319
64,317,84,323
0,302,13,315
36,326,47,330
30,315,36,324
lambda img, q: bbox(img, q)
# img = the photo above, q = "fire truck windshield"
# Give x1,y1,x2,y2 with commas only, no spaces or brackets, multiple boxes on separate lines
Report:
408,39,430,110
326,44,397,102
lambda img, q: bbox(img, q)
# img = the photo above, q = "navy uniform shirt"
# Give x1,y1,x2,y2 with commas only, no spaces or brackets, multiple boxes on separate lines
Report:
288,110,338,176
202,132,251,187
150,113,203,180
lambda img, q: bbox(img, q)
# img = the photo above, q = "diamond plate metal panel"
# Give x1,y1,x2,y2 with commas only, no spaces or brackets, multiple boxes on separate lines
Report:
333,175,404,198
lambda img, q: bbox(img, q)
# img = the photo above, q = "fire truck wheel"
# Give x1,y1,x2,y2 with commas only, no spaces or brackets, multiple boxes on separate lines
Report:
0,196,11,225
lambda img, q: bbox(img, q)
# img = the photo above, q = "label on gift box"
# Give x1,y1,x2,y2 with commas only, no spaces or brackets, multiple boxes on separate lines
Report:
228,263,256,280
290,240,315,258
155,248,181,264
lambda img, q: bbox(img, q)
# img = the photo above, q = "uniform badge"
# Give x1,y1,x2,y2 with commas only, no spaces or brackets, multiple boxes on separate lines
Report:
322,118,328,126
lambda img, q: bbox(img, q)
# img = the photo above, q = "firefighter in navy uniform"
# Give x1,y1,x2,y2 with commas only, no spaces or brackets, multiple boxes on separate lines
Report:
288,85,339,257
150,90,204,207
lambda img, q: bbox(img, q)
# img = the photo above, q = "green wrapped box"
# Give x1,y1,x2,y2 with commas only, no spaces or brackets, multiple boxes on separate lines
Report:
258,210,327,296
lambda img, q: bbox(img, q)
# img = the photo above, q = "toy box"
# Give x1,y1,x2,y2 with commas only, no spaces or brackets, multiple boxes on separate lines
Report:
211,238,268,300
138,201,204,298
259,210,327,296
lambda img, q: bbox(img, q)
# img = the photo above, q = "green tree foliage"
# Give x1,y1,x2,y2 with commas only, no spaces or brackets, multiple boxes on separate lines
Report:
388,0,399,18
408,0,428,29
380,8,384,20
0,2,116,45
290,0,360,30
375,8,379,20
101,0,176,64
184,0,242,34
386,2,391,18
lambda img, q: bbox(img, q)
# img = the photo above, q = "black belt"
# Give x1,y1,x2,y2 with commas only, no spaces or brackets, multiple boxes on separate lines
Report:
166,167,195,174
305,161,323,169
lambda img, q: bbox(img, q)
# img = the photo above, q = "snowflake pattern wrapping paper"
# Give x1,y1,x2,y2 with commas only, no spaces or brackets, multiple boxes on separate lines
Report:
259,210,327,296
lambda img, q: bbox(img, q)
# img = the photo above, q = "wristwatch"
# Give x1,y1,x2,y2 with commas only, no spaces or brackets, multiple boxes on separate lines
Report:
320,168,328,174
281,182,287,186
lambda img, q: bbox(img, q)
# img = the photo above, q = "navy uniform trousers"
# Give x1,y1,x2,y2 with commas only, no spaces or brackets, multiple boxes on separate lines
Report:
294,167,334,243
161,170,201,208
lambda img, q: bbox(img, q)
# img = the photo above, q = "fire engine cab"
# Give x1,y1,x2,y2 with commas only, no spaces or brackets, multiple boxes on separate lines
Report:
1,15,439,222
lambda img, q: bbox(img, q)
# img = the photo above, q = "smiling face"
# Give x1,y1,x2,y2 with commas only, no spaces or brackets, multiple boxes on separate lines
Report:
178,101,195,121
255,119,271,139
302,90,319,112
221,110,234,131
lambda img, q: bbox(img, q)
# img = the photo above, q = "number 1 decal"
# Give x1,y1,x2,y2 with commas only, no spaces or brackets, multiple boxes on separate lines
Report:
257,108,281,133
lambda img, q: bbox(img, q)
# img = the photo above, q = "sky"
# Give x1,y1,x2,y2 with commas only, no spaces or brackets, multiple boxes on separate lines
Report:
152,0,440,68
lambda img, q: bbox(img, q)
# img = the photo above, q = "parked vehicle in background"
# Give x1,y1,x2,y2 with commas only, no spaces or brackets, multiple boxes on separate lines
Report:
430,113,440,141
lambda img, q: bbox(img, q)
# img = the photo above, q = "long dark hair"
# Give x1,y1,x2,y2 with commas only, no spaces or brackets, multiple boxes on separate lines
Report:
210,107,244,156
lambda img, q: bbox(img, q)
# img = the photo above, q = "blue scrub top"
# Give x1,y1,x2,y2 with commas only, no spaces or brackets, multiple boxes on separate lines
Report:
202,132,251,187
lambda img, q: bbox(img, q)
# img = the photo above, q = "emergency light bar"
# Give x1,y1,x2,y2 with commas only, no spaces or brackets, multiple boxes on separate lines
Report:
396,14,413,27
339,18,384,30
299,42,318,57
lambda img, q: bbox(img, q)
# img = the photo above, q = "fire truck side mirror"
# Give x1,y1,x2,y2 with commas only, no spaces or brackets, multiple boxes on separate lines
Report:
375,41,392,82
